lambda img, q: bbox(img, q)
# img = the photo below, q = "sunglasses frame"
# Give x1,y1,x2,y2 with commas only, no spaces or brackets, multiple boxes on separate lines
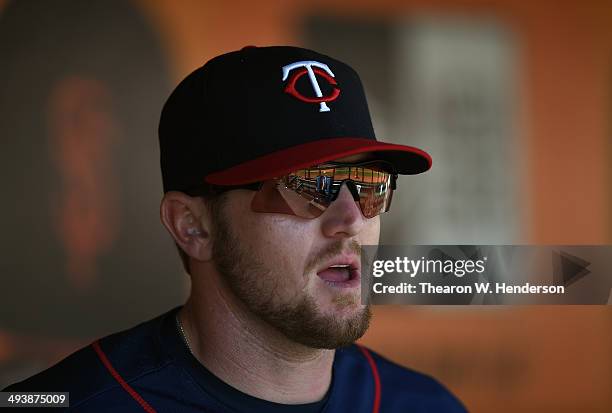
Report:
185,160,398,219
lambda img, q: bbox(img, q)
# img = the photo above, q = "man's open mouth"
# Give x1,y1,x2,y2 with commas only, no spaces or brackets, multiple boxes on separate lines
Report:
316,261,361,288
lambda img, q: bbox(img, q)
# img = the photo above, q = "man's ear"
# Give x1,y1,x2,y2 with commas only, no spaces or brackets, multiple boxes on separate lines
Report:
160,191,214,263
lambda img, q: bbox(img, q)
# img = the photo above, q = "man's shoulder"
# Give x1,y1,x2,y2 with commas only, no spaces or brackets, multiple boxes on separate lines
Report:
2,309,174,411
334,344,467,412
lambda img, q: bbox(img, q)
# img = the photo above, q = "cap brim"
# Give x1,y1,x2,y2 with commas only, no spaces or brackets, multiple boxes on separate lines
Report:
205,137,431,185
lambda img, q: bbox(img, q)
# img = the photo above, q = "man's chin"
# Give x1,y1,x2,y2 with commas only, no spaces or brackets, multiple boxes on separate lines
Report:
271,299,372,349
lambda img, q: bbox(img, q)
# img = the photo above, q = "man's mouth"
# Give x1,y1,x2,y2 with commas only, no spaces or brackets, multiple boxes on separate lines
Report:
316,260,361,288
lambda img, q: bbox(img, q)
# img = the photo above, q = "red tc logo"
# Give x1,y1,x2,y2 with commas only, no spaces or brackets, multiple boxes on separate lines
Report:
282,61,340,112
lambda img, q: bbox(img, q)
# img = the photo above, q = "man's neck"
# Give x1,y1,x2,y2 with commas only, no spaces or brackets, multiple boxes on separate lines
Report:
178,277,334,404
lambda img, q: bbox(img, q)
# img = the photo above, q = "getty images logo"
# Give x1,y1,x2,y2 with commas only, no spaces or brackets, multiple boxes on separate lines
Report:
281,61,340,112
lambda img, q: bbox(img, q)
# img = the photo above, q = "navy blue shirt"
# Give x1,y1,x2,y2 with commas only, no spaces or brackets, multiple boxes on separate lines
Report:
4,307,467,412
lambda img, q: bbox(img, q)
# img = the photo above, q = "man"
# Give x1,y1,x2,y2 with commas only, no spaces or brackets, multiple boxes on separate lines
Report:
4,46,466,412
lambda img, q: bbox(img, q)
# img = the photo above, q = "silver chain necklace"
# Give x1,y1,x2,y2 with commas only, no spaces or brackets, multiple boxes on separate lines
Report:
175,312,194,356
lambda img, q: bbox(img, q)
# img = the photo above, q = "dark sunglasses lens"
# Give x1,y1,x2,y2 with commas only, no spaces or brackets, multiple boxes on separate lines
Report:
251,170,394,219
251,180,328,218
357,181,394,218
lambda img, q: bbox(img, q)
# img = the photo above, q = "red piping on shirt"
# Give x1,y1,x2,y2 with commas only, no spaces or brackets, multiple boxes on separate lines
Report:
92,340,157,413
356,344,381,413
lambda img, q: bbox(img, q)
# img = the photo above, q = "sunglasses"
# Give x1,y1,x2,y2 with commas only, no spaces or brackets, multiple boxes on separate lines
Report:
192,161,398,219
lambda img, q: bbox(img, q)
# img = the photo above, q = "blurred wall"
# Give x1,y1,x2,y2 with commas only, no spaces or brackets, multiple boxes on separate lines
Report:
0,0,185,385
1,0,611,412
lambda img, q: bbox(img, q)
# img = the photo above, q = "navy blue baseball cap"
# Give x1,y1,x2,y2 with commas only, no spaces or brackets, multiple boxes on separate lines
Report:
159,45,431,192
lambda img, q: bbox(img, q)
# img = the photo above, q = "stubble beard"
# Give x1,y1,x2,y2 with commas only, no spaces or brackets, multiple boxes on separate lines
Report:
211,208,371,349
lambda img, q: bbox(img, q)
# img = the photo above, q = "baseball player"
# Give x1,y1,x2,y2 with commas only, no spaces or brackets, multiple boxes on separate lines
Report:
4,46,466,412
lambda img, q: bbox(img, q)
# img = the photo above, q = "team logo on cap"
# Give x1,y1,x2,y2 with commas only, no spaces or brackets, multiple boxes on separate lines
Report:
281,61,340,112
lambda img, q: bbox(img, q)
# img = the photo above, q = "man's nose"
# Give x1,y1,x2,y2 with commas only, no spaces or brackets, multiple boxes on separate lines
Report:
319,183,365,238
